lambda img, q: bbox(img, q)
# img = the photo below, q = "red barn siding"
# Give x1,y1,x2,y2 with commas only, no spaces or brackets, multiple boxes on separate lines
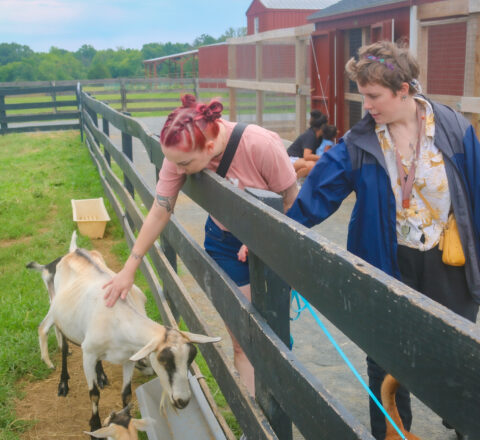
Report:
198,45,228,87
246,0,316,34
427,22,467,96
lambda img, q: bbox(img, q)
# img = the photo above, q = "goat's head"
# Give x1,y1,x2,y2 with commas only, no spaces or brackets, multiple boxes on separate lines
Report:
84,404,150,439
130,328,220,410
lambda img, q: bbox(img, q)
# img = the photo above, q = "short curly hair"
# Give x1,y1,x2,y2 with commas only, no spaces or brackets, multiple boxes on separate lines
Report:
345,40,420,95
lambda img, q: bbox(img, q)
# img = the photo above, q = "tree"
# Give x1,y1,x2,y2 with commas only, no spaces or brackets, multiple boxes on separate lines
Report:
192,34,217,48
75,44,97,67
0,42,34,66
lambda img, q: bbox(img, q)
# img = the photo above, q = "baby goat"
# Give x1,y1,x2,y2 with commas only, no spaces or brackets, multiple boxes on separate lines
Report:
36,232,220,435
84,404,150,440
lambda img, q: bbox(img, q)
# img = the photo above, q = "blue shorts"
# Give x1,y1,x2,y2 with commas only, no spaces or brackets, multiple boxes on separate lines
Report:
204,216,249,287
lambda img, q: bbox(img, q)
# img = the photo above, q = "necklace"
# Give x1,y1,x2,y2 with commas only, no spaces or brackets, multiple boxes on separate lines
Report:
390,102,424,237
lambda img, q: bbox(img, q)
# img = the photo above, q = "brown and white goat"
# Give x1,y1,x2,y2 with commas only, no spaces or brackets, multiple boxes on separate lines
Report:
381,374,421,440
36,232,220,435
84,404,150,440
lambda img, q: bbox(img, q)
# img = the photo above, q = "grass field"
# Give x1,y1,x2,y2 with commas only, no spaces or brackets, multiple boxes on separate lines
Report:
0,130,239,439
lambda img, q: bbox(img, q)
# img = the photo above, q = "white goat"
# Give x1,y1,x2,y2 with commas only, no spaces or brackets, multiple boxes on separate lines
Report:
84,404,151,440
37,232,220,435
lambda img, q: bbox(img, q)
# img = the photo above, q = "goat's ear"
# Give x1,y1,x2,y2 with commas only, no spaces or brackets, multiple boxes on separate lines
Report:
130,337,159,361
180,331,221,344
131,417,152,431
83,425,117,437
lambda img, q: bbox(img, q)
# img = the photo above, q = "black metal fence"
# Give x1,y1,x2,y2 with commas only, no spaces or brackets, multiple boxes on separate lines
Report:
79,89,480,439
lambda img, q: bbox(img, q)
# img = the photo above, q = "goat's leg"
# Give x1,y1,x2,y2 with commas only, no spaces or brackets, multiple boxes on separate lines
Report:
57,334,70,396
83,352,102,434
95,361,109,389
121,361,136,407
38,311,55,368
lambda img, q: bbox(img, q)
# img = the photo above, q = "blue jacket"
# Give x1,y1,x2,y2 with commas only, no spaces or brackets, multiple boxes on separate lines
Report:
287,101,480,302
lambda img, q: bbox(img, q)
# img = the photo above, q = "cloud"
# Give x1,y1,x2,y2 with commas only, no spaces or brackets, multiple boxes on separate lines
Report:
1,0,85,25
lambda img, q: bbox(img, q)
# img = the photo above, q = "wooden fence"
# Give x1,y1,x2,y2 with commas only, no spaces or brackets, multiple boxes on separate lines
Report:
0,78,297,139
0,83,80,134
79,90,480,439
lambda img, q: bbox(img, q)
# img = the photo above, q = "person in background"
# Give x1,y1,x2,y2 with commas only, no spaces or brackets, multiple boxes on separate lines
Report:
315,124,337,156
287,110,328,178
287,40,479,440
103,94,298,399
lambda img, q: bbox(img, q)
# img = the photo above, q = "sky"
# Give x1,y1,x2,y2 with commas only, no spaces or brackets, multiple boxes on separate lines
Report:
0,0,253,52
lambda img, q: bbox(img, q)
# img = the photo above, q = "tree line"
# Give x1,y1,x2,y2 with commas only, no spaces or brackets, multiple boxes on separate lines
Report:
0,27,246,82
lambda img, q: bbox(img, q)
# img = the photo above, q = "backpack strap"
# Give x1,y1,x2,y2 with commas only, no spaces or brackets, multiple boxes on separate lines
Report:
216,123,248,178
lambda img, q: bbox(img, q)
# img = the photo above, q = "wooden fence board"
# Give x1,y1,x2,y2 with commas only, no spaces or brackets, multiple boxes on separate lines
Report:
5,112,79,123
0,100,78,110
0,85,77,95
3,123,80,133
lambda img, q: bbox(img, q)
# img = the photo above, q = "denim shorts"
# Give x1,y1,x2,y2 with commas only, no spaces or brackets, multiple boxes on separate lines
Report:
204,216,249,287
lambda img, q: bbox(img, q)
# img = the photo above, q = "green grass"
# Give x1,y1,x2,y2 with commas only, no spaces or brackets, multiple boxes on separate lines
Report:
0,130,238,439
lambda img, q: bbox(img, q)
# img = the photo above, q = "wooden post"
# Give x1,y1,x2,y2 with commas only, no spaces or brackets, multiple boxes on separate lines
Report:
228,44,237,122
76,83,83,141
256,42,264,127
295,37,307,138
120,79,127,112
51,81,58,114
121,111,134,228
102,118,111,166
246,187,292,440
161,238,181,322
0,94,7,135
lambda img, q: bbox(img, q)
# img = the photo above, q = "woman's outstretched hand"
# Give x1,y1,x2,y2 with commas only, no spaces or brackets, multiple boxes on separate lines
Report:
103,267,135,307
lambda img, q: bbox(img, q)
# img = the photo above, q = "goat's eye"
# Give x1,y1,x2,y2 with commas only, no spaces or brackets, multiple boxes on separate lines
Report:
187,344,197,365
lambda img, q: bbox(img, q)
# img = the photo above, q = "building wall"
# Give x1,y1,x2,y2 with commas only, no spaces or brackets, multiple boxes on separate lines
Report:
246,0,316,34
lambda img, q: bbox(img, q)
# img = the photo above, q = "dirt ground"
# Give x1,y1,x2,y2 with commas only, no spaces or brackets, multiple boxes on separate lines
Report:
14,236,149,440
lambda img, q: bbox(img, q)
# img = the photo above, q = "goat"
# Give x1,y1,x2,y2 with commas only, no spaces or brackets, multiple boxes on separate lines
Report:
84,404,151,439
381,374,421,440
27,232,109,395
37,232,221,435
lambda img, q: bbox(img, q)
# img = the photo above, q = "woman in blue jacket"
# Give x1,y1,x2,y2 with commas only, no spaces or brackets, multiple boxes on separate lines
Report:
287,41,480,440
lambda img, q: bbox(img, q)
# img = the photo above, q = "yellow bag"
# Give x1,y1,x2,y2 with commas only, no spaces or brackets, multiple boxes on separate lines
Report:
439,213,465,266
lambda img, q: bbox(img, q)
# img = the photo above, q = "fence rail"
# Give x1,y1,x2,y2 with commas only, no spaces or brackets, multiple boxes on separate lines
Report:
77,89,480,439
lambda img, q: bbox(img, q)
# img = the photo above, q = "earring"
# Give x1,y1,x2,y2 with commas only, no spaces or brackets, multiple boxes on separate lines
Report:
401,95,407,101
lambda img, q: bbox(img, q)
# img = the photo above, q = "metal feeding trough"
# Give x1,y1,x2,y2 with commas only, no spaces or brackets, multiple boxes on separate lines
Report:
135,373,227,440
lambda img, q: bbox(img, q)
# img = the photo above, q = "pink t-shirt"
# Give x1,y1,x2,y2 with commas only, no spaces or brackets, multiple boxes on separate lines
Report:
156,119,296,229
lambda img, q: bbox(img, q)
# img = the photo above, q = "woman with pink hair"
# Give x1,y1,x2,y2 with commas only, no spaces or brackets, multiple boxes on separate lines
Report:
103,94,298,396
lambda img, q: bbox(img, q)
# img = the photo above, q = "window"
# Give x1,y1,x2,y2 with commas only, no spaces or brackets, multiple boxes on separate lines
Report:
254,17,259,34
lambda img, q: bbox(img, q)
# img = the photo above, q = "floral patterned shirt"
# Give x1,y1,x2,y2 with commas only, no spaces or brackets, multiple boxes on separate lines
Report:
375,97,451,250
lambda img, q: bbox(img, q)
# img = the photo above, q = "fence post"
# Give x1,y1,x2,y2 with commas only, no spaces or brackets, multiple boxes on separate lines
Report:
51,81,57,114
245,187,292,440
76,83,83,141
102,118,111,166
121,111,134,228
120,79,127,112
0,93,7,135
193,77,199,100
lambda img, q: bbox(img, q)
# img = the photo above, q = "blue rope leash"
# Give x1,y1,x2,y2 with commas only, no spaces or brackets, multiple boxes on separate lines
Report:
290,290,406,440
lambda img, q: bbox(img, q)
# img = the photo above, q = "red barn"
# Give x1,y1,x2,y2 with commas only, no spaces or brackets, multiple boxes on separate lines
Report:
246,0,338,34
308,0,480,135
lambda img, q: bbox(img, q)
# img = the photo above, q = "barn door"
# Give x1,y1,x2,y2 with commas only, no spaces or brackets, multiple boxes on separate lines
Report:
310,31,335,122
371,19,395,42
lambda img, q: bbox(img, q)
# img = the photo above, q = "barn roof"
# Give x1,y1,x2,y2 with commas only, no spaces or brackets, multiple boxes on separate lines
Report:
143,49,198,64
309,0,404,19
254,0,340,10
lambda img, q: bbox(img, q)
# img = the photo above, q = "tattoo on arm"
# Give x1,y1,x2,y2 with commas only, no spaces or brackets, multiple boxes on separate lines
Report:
131,251,142,260
155,194,175,212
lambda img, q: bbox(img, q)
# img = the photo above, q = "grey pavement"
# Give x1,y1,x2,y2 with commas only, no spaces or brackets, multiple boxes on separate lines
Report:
106,116,458,440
